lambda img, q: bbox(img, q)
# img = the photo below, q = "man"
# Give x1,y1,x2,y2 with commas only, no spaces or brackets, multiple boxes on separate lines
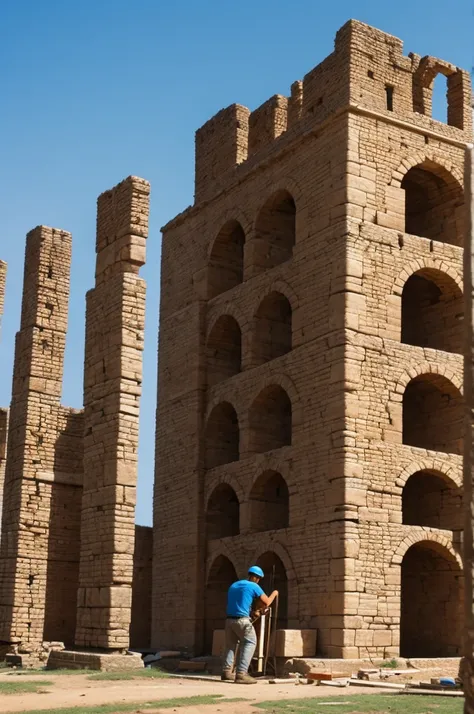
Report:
221,565,279,684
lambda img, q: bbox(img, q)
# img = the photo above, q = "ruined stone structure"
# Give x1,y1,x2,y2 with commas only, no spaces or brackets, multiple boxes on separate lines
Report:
0,260,7,534
153,20,473,659
0,177,152,658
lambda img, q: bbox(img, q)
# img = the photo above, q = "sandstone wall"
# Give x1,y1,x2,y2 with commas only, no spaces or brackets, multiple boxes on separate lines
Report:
153,19,472,658
0,228,84,650
75,176,150,650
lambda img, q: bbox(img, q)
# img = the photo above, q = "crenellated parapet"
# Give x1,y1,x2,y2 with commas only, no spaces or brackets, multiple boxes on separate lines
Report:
194,19,472,205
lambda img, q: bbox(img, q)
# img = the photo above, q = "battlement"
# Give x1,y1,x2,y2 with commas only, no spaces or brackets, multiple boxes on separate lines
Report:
194,19,472,204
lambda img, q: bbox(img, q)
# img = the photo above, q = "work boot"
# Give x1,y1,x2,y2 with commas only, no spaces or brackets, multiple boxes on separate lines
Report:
221,668,234,682
235,672,257,684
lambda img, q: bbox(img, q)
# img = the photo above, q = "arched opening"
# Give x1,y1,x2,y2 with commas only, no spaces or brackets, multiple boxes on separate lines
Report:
252,191,296,274
431,73,448,124
208,221,245,299
400,542,463,657
206,484,240,539
207,316,242,387
402,470,462,530
252,292,292,365
401,269,463,354
402,374,463,455
205,555,238,653
249,385,292,454
256,552,288,627
249,471,289,532
401,162,463,246
205,402,239,469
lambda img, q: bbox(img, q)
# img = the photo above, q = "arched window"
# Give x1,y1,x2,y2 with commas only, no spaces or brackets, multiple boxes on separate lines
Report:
402,374,463,455
249,471,289,532
205,402,239,469
252,292,292,366
206,484,240,539
256,551,288,627
401,269,463,354
252,191,296,274
208,221,245,299
205,556,238,653
249,385,292,454
207,316,242,387
402,470,462,530
401,161,463,246
400,542,463,657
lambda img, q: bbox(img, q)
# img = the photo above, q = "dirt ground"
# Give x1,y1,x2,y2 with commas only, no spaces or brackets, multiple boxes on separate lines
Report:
0,670,390,713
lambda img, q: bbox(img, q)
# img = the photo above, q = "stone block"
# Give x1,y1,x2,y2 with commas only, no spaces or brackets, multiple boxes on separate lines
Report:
274,630,317,657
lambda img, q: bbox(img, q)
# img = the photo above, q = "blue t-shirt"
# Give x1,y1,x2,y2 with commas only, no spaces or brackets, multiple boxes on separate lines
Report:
226,579,265,618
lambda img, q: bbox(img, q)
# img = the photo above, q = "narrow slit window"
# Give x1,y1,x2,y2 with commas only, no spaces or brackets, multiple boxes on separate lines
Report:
385,85,394,112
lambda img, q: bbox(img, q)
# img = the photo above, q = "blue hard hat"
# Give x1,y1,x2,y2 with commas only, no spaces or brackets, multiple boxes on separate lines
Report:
248,565,264,578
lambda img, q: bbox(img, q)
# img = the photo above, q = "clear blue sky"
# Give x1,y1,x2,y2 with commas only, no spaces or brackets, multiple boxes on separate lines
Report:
0,0,472,526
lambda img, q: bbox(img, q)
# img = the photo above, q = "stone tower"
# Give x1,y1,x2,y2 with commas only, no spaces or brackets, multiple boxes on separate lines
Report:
0,260,7,536
0,227,83,650
153,20,472,659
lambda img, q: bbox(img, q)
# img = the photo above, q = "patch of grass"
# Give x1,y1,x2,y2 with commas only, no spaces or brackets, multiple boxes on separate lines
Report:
3,694,230,714
255,693,463,714
7,668,92,676
0,679,53,695
379,658,400,669
87,668,169,681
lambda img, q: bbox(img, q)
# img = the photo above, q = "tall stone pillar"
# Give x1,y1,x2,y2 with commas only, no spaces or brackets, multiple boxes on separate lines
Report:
463,145,474,712
0,227,72,650
75,176,150,650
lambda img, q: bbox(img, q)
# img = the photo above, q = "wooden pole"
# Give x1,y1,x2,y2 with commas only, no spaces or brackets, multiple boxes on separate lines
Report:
463,144,474,714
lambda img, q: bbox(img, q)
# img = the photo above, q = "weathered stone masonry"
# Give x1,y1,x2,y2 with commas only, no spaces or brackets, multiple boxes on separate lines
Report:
0,260,8,538
153,20,472,658
0,177,151,657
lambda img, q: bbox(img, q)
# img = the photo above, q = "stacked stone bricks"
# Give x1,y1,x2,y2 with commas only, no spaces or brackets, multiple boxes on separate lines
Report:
0,177,151,657
153,20,472,658
0,228,84,649
0,260,7,537
75,176,150,650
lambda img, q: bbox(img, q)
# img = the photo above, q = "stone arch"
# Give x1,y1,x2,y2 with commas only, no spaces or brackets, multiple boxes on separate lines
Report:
252,279,299,314
400,540,463,657
396,459,461,489
257,176,304,214
206,315,242,387
248,385,292,454
399,267,463,354
206,473,246,512
251,292,292,366
207,220,246,299
248,470,290,532
390,152,463,189
402,470,462,530
402,372,463,455
393,258,463,296
206,209,252,259
204,401,240,469
250,541,299,623
251,189,296,274
413,57,467,130
391,531,462,568
394,363,462,396
206,483,240,540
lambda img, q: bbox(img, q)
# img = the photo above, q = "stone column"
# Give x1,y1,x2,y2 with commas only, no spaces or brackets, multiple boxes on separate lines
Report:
463,145,474,712
0,227,71,650
75,176,150,650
